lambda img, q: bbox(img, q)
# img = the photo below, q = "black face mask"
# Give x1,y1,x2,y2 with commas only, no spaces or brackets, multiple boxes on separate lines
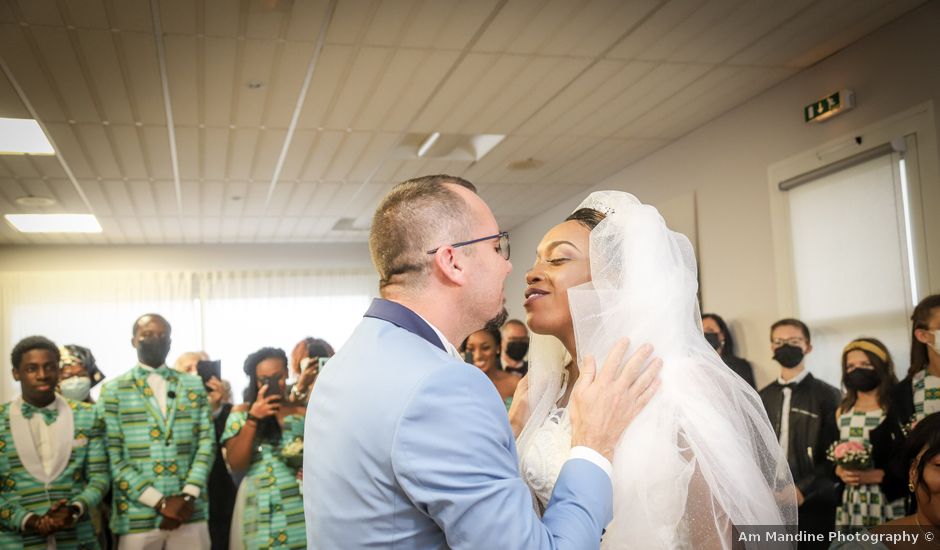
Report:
137,337,171,367
704,332,722,352
773,345,804,369
844,369,881,392
505,341,529,362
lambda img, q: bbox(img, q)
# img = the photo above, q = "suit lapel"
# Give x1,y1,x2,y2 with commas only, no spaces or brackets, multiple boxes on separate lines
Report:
9,400,44,482
132,366,167,426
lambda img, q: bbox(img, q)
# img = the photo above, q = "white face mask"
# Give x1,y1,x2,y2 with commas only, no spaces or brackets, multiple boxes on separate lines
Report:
59,376,92,402
932,330,940,354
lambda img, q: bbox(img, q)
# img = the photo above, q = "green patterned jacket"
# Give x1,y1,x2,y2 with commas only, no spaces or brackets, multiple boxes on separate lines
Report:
99,365,215,534
0,396,109,549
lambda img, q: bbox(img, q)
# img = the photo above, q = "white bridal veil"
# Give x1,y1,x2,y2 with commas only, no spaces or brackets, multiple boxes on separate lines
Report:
517,191,797,549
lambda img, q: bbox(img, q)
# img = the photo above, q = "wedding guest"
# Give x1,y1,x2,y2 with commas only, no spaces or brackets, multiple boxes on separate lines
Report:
462,328,518,410
834,338,905,531
222,347,305,549
58,344,106,403
99,313,214,549
287,337,334,404
0,336,109,548
759,318,841,549
873,412,940,545
701,312,756,388
892,294,940,428
500,319,530,376
173,352,235,550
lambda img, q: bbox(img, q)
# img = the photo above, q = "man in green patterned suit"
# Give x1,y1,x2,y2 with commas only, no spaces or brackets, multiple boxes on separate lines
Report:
0,335,110,549
100,314,214,549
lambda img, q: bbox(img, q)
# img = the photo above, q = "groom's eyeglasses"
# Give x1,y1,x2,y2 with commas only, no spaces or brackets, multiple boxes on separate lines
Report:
427,231,510,261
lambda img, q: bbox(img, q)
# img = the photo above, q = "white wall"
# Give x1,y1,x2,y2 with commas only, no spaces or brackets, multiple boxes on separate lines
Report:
504,1,940,389
0,242,374,272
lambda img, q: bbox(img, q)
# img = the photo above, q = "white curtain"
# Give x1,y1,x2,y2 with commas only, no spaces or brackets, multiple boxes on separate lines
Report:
199,269,377,401
0,269,377,402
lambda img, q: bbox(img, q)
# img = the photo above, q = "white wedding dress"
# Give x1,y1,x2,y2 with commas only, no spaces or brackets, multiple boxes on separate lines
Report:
516,191,797,549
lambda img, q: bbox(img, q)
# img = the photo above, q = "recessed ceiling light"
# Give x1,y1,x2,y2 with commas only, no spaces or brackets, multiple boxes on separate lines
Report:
5,213,102,233
0,118,55,155
15,196,57,207
246,80,264,89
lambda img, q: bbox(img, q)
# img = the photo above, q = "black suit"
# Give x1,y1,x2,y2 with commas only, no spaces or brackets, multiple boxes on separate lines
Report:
209,403,237,550
760,373,841,550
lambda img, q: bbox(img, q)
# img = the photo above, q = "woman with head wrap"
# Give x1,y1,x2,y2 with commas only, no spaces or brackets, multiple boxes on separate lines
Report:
57,344,105,403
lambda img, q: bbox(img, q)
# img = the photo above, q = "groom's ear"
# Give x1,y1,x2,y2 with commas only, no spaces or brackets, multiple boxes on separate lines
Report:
430,246,467,287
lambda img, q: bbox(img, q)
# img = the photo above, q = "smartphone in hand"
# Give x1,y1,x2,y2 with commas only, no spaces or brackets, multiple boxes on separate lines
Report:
196,360,221,386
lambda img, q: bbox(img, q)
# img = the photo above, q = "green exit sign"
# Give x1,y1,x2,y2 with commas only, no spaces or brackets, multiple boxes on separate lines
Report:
805,89,855,123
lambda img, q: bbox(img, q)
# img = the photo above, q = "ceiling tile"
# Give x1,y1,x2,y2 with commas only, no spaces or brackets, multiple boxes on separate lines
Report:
250,128,289,181
110,125,149,179
164,35,200,125
326,46,394,129
120,31,167,125
77,29,136,123
324,0,378,45
159,0,198,35
606,0,709,60
295,44,356,128
140,125,173,179
15,0,64,27
204,0,241,37
73,124,122,178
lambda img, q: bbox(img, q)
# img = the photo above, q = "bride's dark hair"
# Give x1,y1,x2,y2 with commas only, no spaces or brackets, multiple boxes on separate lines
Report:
566,208,606,230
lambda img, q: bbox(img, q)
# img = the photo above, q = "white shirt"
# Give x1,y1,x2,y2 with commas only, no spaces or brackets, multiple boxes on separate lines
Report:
417,314,612,479
777,368,811,455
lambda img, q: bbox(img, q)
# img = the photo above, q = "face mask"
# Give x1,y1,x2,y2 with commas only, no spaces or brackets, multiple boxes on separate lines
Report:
844,369,881,392
505,341,529,362
704,332,722,352
932,330,940,354
773,345,804,369
60,376,92,402
137,337,170,367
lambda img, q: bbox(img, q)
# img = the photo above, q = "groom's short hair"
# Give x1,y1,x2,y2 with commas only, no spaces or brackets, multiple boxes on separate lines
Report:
370,174,477,291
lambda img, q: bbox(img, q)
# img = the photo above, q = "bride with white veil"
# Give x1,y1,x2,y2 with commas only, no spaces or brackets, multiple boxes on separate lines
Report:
512,191,797,549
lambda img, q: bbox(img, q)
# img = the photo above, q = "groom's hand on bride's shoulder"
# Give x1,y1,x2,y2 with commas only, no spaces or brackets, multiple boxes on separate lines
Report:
508,375,530,438
568,338,662,462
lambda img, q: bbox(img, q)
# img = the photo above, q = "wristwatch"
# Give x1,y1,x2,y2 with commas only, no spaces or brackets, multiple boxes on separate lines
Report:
182,494,196,504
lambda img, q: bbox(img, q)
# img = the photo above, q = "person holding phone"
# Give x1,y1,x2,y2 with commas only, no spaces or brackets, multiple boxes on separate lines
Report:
222,347,306,549
287,337,334,404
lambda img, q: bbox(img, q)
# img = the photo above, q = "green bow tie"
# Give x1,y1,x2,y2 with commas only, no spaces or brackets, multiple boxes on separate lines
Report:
21,402,58,425
152,366,175,380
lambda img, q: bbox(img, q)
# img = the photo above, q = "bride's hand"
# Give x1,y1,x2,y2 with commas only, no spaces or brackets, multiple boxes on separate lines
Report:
508,375,530,438
568,338,662,462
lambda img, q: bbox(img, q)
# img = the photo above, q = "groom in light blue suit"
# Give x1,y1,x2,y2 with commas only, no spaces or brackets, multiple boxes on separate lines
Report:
304,175,658,549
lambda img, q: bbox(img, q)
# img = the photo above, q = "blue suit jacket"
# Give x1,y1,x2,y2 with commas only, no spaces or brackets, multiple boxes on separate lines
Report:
304,299,612,549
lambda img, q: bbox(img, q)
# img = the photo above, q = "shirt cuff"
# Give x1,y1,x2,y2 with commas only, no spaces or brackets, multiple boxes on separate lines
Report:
69,501,85,516
568,446,613,479
138,487,164,508
182,484,201,498
21,513,36,531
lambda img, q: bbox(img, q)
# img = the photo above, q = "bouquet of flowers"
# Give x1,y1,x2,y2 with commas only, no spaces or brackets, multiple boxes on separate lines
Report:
826,440,872,470
280,437,304,470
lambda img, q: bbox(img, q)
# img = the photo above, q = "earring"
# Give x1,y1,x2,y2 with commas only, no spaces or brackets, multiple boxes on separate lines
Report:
909,480,916,493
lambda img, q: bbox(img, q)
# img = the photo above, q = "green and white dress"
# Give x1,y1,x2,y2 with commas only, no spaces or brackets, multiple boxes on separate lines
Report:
222,412,305,549
835,409,906,531
912,369,940,421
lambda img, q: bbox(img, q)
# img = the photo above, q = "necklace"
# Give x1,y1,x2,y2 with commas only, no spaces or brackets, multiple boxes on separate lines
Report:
916,514,940,547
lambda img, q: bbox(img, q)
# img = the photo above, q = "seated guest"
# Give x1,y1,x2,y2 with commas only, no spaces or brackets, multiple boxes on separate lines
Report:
173,352,235,550
834,338,905,531
58,344,106,403
286,337,334,404
892,294,940,428
99,313,214,549
462,328,518,410
222,347,306,549
0,336,109,548
759,318,841,549
701,312,756,388
499,319,530,376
